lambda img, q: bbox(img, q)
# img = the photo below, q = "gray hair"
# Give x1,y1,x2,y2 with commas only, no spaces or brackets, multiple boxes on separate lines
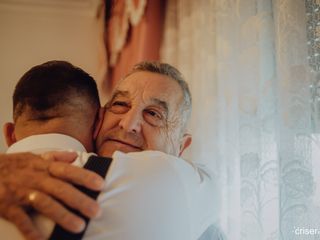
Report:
127,61,192,131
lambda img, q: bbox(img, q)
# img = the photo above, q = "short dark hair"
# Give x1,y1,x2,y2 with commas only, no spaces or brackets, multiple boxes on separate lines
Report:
13,60,100,120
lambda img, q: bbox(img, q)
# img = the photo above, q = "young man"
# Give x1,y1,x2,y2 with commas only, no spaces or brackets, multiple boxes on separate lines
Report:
1,60,104,239
3,60,102,154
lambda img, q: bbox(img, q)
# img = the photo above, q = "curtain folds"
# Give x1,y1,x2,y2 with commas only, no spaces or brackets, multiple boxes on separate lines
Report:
105,0,165,92
161,0,320,239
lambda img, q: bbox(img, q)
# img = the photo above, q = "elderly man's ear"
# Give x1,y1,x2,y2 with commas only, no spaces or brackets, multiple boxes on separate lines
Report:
3,122,17,147
179,133,192,157
93,107,106,139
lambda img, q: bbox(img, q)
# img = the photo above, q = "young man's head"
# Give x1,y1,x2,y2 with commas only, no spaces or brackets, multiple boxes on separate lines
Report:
96,61,192,157
3,60,102,152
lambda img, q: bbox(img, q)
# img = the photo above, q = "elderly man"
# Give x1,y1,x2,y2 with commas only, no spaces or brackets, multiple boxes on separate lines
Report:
0,61,219,240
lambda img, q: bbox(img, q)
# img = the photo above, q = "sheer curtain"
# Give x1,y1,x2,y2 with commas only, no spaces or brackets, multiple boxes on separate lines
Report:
161,0,320,239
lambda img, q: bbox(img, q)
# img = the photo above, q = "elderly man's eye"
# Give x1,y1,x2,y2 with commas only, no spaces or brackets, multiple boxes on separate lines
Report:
143,109,165,127
108,101,130,114
115,101,128,106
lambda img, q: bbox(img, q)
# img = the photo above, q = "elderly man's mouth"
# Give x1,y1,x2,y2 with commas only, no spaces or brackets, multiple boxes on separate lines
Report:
107,139,143,150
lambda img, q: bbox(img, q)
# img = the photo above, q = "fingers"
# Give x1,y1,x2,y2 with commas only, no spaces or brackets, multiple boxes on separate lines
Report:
40,151,78,163
31,195,85,233
35,177,101,219
1,152,48,172
5,152,104,191
14,187,87,233
48,161,105,191
0,152,104,238
4,205,44,240
24,190,86,233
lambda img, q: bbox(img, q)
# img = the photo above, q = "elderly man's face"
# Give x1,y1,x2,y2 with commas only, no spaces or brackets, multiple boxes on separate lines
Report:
96,71,191,157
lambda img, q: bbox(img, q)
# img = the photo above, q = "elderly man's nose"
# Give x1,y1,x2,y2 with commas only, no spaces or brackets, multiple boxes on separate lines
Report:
119,111,142,133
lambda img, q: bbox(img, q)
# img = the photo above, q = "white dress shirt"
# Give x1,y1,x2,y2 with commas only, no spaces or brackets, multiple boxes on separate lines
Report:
1,133,218,240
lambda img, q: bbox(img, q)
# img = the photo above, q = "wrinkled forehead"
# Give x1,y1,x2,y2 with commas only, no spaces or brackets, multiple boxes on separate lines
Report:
114,71,183,104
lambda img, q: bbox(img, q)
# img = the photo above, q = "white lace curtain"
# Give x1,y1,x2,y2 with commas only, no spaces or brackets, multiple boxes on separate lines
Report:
161,0,320,239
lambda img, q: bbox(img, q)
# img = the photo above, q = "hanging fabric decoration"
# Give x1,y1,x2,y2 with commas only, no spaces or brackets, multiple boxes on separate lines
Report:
108,0,147,67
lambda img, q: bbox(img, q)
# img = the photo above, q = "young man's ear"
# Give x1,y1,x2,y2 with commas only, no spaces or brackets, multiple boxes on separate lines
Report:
93,107,105,139
179,133,192,157
3,122,17,147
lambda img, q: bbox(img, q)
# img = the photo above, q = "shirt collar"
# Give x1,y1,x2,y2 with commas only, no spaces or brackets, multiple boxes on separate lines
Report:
7,133,87,154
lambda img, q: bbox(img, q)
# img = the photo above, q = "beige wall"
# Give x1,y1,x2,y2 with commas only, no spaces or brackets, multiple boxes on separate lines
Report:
0,0,107,152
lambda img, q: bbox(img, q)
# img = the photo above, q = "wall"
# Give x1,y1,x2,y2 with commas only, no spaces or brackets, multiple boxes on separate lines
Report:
0,0,107,152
